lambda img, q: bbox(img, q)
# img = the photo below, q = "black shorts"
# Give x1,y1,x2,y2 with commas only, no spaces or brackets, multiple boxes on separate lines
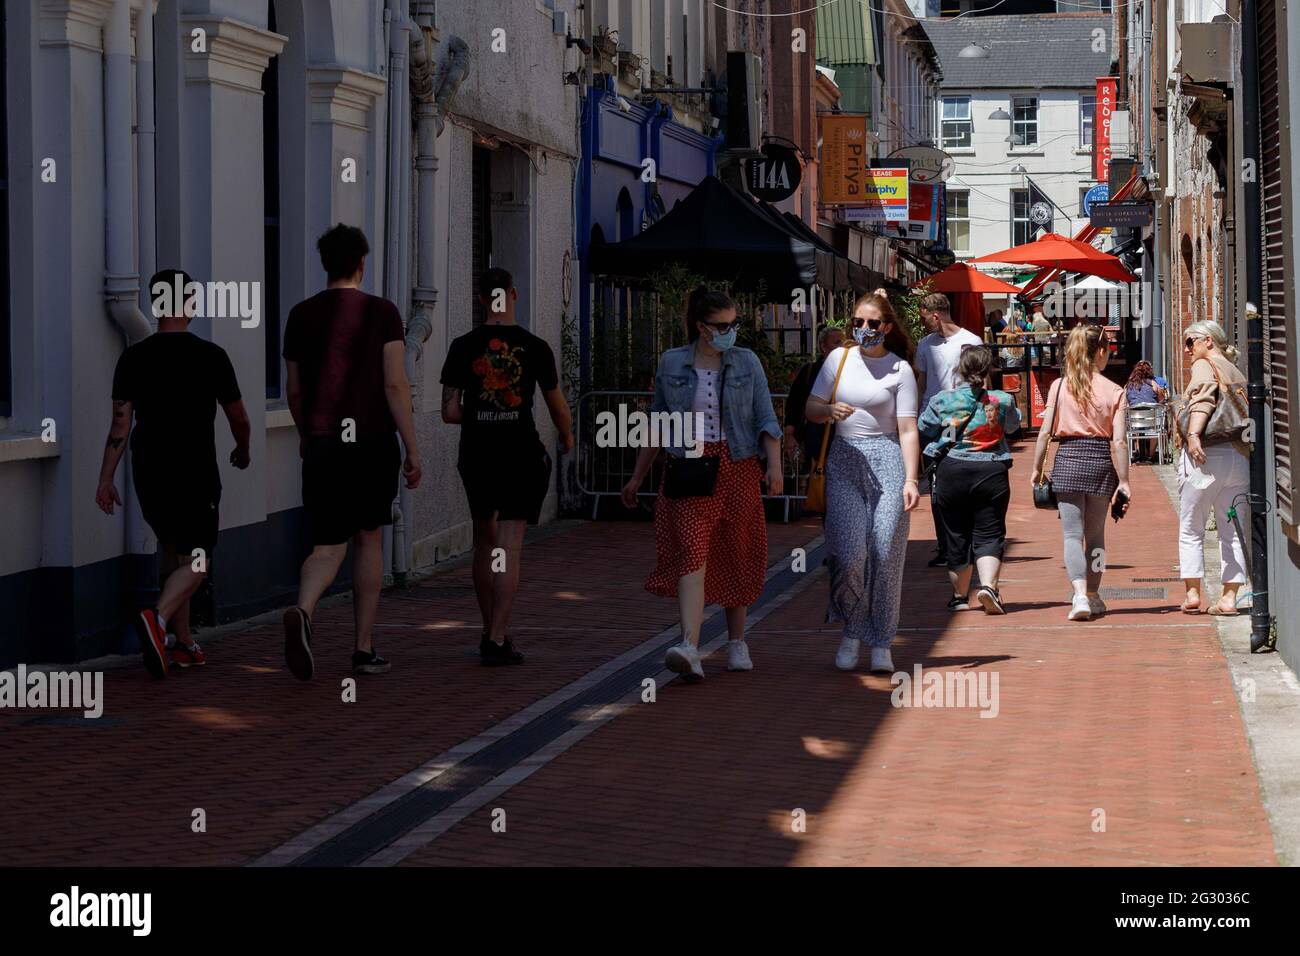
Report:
457,441,552,524
302,433,400,546
132,461,220,557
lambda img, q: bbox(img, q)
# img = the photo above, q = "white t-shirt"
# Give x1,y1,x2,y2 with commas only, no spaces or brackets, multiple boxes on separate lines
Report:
916,327,983,410
692,367,725,442
810,346,918,439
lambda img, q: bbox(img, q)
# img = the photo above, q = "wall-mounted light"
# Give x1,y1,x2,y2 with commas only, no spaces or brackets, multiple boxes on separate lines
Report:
988,107,1011,120
1010,163,1027,174
959,44,990,59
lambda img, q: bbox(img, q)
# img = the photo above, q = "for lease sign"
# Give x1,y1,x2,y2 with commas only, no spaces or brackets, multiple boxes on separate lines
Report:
841,167,910,222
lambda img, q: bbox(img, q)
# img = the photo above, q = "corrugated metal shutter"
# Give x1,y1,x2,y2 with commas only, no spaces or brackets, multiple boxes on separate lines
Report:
1259,0,1297,521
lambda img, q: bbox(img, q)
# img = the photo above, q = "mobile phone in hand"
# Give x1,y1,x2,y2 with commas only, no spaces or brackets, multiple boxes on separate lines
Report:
1111,489,1130,522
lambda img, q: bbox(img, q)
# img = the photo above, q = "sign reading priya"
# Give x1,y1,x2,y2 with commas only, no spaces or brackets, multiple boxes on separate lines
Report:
820,114,869,205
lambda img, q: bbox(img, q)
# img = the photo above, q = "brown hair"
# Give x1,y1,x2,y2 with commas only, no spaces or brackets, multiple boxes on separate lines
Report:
920,292,951,316
853,292,916,365
957,344,993,388
684,285,734,343
1125,359,1155,388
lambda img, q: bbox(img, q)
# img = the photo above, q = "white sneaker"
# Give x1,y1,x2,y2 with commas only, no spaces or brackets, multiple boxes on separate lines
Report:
1088,594,1107,616
835,637,861,671
665,641,705,683
869,647,895,674
726,640,753,671
1068,594,1093,621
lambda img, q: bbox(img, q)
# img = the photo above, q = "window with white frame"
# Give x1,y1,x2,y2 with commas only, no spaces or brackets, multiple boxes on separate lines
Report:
946,190,970,251
1011,188,1032,246
1080,94,1095,149
941,96,971,149
1011,96,1038,146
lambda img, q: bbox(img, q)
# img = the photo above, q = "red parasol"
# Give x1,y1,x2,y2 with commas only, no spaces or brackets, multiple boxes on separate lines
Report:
910,262,1022,294
969,232,1136,284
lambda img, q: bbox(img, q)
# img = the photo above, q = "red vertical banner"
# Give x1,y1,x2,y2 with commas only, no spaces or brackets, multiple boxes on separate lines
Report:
1094,77,1116,182
1029,367,1061,428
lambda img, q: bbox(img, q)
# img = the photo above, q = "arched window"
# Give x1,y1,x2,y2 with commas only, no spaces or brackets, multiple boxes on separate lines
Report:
0,6,10,417
263,1,281,397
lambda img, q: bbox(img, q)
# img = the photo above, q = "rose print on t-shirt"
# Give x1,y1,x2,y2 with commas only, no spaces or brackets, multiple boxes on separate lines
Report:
471,338,526,412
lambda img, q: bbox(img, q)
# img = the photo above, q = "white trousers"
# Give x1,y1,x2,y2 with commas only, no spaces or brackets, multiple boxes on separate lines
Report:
1177,444,1249,583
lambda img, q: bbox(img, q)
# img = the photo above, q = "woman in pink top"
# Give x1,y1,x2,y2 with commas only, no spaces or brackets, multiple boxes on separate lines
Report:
1030,324,1132,621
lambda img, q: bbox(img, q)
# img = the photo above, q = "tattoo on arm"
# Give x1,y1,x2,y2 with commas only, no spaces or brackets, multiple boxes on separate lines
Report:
106,436,124,449
442,386,458,411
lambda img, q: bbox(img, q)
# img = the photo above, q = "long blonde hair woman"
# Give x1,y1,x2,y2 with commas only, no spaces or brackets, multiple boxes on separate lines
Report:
1030,324,1131,621
1177,320,1249,615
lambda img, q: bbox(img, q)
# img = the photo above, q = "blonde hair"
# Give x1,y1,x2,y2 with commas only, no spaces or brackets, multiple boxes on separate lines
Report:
1186,320,1239,362
1063,323,1107,408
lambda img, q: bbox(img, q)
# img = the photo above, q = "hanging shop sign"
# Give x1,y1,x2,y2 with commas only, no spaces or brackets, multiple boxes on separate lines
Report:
1089,201,1153,229
1094,77,1117,182
888,145,955,184
839,166,910,223
745,143,802,202
1083,183,1109,217
883,181,941,240
819,113,870,205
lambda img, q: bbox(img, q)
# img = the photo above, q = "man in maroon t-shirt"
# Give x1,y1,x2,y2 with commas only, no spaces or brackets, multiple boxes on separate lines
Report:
281,224,422,679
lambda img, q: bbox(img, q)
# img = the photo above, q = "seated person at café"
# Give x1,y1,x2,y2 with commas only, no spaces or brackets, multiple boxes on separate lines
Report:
1125,360,1167,463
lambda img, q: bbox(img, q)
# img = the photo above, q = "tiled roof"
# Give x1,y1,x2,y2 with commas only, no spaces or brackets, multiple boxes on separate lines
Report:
927,14,1113,90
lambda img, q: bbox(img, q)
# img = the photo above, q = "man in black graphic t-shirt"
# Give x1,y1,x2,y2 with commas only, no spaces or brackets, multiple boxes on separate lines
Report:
440,267,573,667
96,268,251,678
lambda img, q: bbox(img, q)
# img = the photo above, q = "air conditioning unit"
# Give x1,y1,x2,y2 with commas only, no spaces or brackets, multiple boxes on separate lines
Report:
726,50,764,155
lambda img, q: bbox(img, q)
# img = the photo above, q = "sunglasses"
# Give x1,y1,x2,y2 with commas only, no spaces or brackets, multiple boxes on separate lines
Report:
1184,336,1203,349
853,317,889,330
702,319,740,332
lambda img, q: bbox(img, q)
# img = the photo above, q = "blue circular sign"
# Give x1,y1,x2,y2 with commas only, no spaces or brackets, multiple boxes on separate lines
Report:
1083,184,1109,217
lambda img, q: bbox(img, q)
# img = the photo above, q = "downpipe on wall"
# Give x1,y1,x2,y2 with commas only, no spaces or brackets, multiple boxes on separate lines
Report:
105,0,157,634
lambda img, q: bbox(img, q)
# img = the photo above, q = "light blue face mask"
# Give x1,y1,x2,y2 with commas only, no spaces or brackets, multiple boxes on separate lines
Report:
710,327,738,351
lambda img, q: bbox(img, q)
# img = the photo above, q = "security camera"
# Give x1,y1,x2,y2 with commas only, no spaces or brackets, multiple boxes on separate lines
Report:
566,35,592,55
617,96,632,113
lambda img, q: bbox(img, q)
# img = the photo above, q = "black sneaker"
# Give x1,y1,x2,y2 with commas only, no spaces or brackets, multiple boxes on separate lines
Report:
947,594,970,611
352,650,391,674
480,635,525,666
928,553,949,568
283,607,314,681
976,585,1006,615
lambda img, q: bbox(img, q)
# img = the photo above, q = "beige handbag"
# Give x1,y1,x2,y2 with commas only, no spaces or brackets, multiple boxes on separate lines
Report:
1175,358,1249,447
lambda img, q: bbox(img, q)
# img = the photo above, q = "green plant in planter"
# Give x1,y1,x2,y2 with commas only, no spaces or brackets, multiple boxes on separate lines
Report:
890,281,931,347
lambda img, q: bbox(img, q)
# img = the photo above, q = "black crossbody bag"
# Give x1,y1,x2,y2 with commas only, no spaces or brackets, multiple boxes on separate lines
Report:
662,363,724,499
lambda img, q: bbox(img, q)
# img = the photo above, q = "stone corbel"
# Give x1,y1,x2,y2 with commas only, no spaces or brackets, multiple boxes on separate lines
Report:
306,66,388,132
38,0,115,51
181,15,286,95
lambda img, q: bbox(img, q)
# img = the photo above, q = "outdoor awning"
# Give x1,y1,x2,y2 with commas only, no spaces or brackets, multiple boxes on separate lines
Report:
588,175,881,299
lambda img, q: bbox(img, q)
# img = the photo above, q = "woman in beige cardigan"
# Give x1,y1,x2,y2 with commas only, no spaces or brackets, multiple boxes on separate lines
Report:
1178,320,1250,615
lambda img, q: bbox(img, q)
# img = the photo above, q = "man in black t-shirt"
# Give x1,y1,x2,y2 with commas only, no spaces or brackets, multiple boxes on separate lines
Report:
281,224,423,681
440,267,573,666
96,268,251,678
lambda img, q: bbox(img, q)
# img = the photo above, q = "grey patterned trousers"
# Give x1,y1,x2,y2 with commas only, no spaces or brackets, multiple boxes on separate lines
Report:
825,435,910,648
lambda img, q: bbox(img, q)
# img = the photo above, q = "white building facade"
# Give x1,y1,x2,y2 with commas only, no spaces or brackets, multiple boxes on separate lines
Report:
0,0,580,666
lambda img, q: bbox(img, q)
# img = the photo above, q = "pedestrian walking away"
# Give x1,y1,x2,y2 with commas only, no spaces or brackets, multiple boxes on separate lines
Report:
1174,321,1251,615
914,291,982,568
1029,323,1131,621
919,345,1021,615
805,292,921,675
95,268,252,678
281,224,423,679
622,286,783,682
440,267,575,666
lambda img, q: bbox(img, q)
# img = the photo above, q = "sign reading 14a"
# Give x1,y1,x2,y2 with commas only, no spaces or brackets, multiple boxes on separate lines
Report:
745,143,802,202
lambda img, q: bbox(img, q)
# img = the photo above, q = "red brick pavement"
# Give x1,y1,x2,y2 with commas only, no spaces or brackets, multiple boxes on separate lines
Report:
0,520,818,866
402,447,1277,866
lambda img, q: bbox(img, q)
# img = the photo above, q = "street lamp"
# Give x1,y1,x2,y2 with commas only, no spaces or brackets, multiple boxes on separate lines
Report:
1010,163,1027,174
988,107,1011,120
959,43,990,58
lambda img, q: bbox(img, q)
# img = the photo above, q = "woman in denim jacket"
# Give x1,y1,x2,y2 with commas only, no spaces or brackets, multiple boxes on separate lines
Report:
621,287,782,682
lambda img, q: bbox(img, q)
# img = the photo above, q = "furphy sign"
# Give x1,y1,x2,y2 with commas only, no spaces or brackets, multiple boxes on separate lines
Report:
1094,77,1116,181
841,167,910,223
820,114,869,205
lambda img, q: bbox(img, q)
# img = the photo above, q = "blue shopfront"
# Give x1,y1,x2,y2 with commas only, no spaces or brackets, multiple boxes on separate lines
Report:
577,84,719,391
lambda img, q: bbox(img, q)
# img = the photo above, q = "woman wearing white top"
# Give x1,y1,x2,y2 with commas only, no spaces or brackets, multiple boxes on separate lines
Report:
805,292,922,674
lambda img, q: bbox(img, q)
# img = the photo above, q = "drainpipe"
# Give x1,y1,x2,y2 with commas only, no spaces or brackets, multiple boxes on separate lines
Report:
1143,0,1165,380
105,0,155,627
1239,0,1274,651
385,0,412,581
136,0,156,308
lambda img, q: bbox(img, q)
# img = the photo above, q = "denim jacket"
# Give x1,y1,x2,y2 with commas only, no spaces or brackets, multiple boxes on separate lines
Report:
650,344,781,460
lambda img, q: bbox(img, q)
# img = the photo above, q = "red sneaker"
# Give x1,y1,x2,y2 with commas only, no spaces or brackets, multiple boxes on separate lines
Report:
169,641,207,668
134,608,169,678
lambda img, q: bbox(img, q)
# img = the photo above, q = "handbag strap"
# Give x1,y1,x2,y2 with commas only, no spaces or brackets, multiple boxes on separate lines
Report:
813,346,852,472
1205,356,1248,418
1038,378,1062,481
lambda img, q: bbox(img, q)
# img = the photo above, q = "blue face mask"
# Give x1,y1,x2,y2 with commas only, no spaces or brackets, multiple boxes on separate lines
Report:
710,327,738,351
854,326,884,348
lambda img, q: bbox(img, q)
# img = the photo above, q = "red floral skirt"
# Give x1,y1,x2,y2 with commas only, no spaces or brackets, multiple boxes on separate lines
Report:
645,441,768,608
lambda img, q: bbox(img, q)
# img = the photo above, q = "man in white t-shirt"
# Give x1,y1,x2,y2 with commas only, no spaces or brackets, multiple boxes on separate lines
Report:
914,292,981,568
915,292,983,411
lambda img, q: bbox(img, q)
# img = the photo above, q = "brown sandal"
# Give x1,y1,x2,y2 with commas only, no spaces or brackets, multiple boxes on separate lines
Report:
1208,604,1239,616
1181,598,1204,614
